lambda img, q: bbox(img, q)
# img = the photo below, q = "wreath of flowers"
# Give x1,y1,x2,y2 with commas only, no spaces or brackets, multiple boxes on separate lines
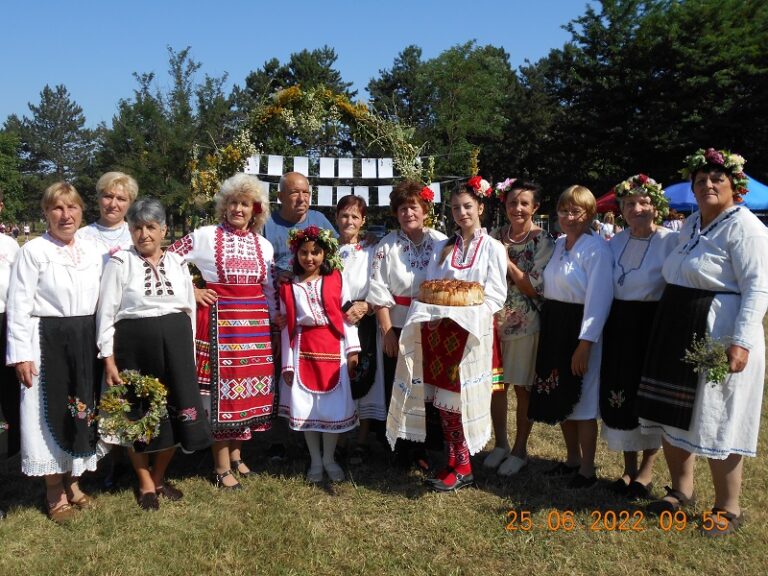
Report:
681,148,748,201
288,226,343,272
97,370,168,445
612,173,669,223
467,175,493,199
494,177,517,200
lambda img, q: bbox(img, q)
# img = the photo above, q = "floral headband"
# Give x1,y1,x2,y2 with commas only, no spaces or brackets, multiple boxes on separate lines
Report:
681,148,748,200
287,226,343,271
494,177,517,200
466,176,493,199
612,173,669,223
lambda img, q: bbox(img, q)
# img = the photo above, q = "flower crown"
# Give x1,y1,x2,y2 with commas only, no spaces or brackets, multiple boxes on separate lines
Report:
466,176,493,199
612,174,669,223
494,177,517,200
287,226,343,271
681,148,748,200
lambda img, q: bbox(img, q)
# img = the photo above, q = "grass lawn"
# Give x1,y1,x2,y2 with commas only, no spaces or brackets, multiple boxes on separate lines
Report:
1,337,766,575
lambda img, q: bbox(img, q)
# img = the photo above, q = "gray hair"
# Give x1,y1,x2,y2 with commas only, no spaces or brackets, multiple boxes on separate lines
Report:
127,197,166,227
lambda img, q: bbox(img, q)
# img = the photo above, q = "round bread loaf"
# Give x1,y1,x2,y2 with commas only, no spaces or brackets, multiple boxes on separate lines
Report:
418,279,484,306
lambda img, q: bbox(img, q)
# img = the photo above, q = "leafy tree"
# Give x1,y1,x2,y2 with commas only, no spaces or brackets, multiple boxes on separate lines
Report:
0,132,24,221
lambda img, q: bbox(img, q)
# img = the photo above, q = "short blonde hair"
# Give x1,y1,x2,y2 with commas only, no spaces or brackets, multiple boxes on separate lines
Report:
96,171,139,202
214,173,270,231
41,181,84,213
557,185,596,221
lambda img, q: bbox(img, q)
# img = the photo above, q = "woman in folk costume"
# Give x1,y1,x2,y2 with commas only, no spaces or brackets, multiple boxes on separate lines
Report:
168,173,276,490
388,177,507,492
335,194,382,464
367,181,447,470
528,185,613,489
638,149,768,536
599,174,677,500
278,226,359,483
97,198,212,510
6,182,105,523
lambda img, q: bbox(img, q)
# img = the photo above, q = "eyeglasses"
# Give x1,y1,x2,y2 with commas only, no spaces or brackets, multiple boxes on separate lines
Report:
557,209,586,218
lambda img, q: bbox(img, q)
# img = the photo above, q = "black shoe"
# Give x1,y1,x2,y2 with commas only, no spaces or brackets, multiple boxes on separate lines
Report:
138,492,159,511
609,478,630,495
211,470,243,491
266,444,287,462
544,462,580,477
156,482,184,501
567,473,598,489
231,459,253,477
626,481,652,501
432,471,474,492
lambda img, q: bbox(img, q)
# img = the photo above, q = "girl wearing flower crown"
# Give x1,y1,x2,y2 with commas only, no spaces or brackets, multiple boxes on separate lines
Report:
279,226,360,483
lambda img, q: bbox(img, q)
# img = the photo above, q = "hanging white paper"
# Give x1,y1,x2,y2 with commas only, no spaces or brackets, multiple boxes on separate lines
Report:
317,186,334,206
245,155,260,175
267,155,284,176
361,158,377,179
319,157,335,178
378,158,394,179
353,186,370,204
338,158,354,178
337,186,352,202
377,185,393,206
429,182,442,203
293,156,309,176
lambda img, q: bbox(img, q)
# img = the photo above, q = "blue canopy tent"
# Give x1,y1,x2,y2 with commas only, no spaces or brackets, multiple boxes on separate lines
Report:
665,174,768,212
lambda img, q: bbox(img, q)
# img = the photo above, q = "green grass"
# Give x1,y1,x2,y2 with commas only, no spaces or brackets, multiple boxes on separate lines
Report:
2,357,767,575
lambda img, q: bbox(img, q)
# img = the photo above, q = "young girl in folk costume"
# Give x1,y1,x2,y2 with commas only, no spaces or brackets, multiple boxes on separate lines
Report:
388,177,507,492
279,226,360,483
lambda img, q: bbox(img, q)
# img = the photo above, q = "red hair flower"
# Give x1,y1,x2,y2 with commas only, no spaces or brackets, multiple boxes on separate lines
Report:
420,186,434,203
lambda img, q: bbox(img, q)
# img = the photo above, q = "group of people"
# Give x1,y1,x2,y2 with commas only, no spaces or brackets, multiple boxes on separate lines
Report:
0,147,766,538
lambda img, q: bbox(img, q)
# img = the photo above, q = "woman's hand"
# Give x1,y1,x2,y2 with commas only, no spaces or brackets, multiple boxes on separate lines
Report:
195,287,218,307
103,357,123,387
571,340,592,377
345,302,369,325
347,352,359,377
273,313,287,330
14,361,37,388
282,370,294,387
382,327,399,358
727,344,749,373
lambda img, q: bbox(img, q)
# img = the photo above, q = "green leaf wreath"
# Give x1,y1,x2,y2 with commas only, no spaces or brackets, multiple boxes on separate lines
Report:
98,370,168,445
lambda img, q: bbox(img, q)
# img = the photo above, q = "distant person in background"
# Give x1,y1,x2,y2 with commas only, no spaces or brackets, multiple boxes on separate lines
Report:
77,172,137,264
23,223,30,242
663,208,684,231
600,211,616,240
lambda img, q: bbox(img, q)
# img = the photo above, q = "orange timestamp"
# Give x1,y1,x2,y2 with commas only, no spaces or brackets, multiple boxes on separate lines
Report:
505,509,695,532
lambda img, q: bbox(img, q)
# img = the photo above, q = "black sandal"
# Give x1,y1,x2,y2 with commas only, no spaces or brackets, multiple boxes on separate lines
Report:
231,459,253,477
211,470,243,490
646,485,695,516
700,507,744,537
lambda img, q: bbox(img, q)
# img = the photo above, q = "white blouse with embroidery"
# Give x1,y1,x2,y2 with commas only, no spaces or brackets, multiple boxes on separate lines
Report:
609,227,678,301
367,228,447,328
76,221,134,265
0,233,20,314
6,234,102,364
339,242,374,301
96,248,196,358
426,229,508,315
168,223,276,316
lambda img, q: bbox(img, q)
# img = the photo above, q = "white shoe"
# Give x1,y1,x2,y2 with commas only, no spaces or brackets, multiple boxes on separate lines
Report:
306,464,324,483
498,455,528,477
323,461,346,482
483,447,510,470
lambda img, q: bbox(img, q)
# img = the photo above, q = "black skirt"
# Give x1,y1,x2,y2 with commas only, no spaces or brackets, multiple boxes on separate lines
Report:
528,300,585,425
39,315,101,457
350,311,377,400
114,313,212,453
636,284,716,430
0,312,20,458
599,300,659,430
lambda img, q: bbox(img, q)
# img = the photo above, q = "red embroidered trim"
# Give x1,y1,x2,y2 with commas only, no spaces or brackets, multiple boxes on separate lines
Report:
450,235,484,269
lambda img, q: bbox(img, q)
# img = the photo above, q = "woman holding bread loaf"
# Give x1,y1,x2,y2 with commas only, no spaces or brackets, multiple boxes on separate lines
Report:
386,177,506,492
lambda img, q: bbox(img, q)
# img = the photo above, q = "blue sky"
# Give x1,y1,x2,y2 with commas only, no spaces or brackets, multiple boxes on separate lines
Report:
1,0,593,127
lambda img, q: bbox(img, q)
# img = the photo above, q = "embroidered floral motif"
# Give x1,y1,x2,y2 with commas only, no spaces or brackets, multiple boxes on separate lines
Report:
215,224,268,284
168,234,194,257
67,395,95,424
608,390,626,408
178,407,198,422
535,371,559,395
